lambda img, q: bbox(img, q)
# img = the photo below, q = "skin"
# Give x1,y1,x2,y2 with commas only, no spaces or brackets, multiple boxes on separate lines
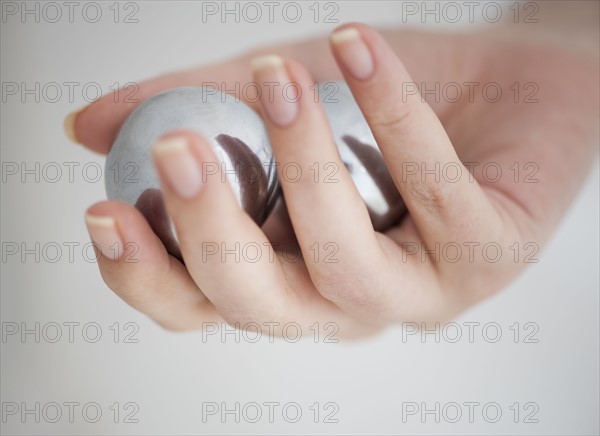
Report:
74,9,599,338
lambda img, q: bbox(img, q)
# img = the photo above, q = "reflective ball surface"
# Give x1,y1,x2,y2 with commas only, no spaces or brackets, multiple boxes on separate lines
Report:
319,81,406,230
106,87,278,259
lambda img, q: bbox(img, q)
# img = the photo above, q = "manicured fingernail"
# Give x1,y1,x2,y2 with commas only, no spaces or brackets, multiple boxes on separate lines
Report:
85,214,124,261
251,55,299,127
64,108,84,144
330,28,374,80
152,136,203,199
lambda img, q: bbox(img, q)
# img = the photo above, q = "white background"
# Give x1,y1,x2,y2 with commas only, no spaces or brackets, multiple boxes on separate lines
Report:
1,1,598,434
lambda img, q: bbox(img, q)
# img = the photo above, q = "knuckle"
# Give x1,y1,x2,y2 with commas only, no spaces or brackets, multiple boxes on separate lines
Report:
219,306,285,332
220,312,257,330
369,109,413,131
313,271,383,310
406,176,453,213
98,261,173,307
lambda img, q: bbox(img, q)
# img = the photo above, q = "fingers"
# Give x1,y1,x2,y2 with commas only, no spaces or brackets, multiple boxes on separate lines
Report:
84,201,215,331
65,58,252,154
329,24,500,251
251,55,394,317
151,130,298,325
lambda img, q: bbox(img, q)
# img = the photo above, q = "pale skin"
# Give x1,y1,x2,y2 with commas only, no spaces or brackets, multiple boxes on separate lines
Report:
70,7,599,338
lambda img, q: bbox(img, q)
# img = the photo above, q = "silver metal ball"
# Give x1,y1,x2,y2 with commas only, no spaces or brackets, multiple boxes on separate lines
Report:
106,83,405,259
105,87,278,259
319,81,406,230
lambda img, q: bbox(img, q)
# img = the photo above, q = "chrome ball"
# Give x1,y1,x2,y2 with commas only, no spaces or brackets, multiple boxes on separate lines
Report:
319,81,406,230
106,87,278,259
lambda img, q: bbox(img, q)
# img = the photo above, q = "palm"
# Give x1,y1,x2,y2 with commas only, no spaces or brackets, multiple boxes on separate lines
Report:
265,30,598,326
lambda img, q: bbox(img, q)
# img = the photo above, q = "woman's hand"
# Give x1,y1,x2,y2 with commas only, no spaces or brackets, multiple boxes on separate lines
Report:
73,22,599,337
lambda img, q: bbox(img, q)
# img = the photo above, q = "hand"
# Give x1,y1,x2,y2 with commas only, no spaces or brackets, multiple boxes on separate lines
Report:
72,22,598,337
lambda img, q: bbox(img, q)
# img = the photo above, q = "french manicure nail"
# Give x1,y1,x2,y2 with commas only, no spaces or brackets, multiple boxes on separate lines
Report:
85,214,124,261
64,108,84,144
330,28,374,80
152,136,203,199
251,55,299,127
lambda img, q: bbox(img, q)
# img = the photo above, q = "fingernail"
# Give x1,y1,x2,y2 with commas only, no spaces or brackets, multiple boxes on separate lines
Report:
251,55,299,127
152,136,203,199
330,28,374,80
85,214,124,261
64,108,84,144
